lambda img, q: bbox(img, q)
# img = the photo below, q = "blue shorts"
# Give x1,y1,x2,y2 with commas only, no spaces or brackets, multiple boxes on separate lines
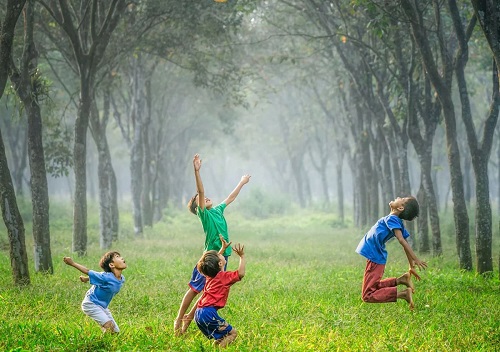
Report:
189,256,228,293
195,306,233,340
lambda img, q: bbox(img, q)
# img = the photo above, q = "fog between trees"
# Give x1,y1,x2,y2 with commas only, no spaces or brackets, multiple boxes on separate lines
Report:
0,0,499,284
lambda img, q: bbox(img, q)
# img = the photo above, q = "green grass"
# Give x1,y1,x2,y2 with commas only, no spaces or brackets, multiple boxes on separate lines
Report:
0,205,499,351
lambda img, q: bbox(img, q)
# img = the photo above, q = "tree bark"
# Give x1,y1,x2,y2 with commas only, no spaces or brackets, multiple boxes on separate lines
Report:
451,0,499,273
89,94,117,250
39,0,128,255
8,0,53,273
401,0,472,269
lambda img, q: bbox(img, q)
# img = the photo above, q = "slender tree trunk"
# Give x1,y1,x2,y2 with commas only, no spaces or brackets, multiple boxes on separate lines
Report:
451,1,499,273
90,99,114,250
0,0,28,285
416,183,430,253
26,102,52,272
73,84,90,256
335,153,344,224
0,129,30,285
130,59,145,236
402,0,472,270
9,0,52,273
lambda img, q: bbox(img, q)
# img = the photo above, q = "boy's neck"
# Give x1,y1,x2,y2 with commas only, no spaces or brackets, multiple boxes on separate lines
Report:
111,268,123,279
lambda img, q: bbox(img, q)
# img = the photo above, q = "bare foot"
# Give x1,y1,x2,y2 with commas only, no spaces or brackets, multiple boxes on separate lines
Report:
180,315,193,334
404,287,414,310
398,272,414,292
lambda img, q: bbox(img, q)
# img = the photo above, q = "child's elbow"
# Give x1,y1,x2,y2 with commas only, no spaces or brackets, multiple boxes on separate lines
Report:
238,272,245,279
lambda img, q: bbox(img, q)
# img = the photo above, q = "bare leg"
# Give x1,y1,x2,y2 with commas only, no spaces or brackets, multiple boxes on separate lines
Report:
181,296,201,334
396,272,414,292
174,289,198,336
215,329,238,348
397,287,414,310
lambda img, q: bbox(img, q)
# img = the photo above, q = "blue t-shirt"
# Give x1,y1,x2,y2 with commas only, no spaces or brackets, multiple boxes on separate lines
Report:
198,203,231,256
355,214,410,265
85,270,125,309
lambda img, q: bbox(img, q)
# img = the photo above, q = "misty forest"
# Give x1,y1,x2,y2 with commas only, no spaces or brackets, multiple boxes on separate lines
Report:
0,1,499,351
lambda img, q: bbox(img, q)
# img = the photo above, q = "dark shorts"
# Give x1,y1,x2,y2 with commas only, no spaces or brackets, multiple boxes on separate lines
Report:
188,256,228,293
195,306,233,340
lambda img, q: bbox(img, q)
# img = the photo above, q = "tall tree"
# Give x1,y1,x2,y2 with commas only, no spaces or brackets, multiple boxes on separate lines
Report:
401,0,473,270
39,0,128,255
450,0,499,274
0,0,30,285
9,0,53,272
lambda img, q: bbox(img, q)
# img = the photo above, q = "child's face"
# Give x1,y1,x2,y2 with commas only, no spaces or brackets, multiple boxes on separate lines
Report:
198,196,213,209
389,197,409,211
218,254,226,270
110,254,127,270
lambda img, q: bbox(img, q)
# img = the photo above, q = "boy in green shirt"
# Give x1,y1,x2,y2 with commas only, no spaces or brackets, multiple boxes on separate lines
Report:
174,153,250,335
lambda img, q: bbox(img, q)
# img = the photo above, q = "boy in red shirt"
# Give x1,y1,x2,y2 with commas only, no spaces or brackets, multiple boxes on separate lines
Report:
195,242,246,348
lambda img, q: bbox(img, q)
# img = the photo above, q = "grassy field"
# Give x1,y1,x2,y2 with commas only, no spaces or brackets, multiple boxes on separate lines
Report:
0,202,499,351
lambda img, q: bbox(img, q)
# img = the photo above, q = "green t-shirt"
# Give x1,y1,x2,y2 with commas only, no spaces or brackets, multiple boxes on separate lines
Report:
197,203,231,256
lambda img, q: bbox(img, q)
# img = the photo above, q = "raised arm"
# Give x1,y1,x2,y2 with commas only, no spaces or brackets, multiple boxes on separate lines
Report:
218,234,232,255
394,229,427,279
232,243,246,279
223,175,251,206
193,154,205,211
63,257,90,275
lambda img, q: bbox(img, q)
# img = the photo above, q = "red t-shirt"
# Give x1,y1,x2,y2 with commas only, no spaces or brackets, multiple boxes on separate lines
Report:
197,270,241,309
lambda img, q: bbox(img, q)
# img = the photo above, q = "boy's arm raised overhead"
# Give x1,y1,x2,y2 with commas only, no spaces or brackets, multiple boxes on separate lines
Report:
223,175,251,207
232,243,246,279
394,229,428,280
193,154,206,211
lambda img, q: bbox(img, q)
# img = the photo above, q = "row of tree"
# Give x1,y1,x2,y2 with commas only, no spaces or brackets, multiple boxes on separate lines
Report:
0,0,499,286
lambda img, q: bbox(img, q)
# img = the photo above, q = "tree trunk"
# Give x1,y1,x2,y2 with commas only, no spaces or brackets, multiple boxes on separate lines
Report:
401,0,472,270
130,58,145,236
451,0,499,273
416,181,430,253
26,102,52,273
0,129,30,285
73,85,90,256
9,0,52,273
90,99,115,250
335,152,344,224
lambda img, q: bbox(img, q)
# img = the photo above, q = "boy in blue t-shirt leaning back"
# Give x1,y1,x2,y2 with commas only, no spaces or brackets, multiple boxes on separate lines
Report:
174,153,250,335
355,196,427,310
63,251,126,333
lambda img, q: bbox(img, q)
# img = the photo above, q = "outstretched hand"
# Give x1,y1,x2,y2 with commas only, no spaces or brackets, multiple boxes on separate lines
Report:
409,267,422,281
219,234,232,252
193,154,202,171
409,259,427,281
232,243,245,257
63,256,74,266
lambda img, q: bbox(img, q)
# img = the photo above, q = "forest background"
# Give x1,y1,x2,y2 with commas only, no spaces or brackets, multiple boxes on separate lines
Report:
0,0,499,350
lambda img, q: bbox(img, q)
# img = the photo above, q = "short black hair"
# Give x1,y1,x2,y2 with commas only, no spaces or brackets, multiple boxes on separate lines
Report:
99,251,120,272
187,194,198,215
399,196,419,221
197,250,221,278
